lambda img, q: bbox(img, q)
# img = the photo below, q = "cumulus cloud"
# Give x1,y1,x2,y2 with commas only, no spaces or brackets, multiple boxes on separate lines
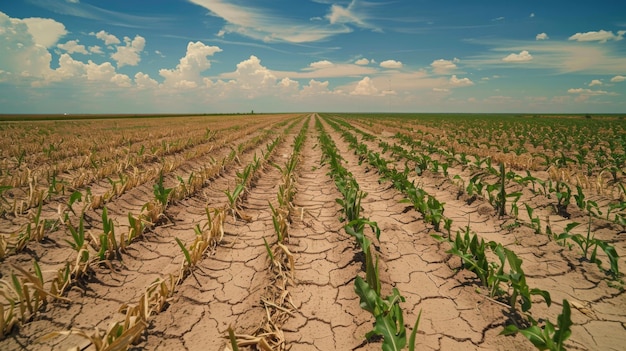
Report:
449,75,474,87
536,32,548,40
111,35,145,67
48,53,132,87
380,60,402,69
432,87,449,93
278,77,299,94
309,60,334,69
57,40,88,54
0,12,53,79
588,79,602,86
301,79,330,95
21,17,67,47
91,30,121,45
351,77,378,96
610,75,625,82
159,41,222,88
355,58,370,65
502,50,533,62
89,45,103,54
232,55,277,94
431,58,459,74
569,30,626,43
134,72,158,89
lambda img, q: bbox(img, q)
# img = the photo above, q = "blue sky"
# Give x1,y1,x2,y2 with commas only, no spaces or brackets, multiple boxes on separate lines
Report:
1,0,625,114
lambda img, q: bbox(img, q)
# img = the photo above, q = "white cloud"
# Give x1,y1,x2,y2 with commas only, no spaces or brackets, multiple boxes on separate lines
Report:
159,41,222,88
351,77,378,96
325,2,377,30
355,58,370,65
271,63,376,80
21,17,67,47
89,45,103,54
449,75,474,87
188,0,354,43
569,30,626,43
502,50,533,62
0,12,54,79
567,88,617,96
91,30,120,45
232,55,277,94
301,79,330,95
309,60,334,69
536,33,548,40
66,0,80,3
111,73,132,87
530,13,535,18
110,35,145,67
432,87,449,93
610,75,625,82
380,60,403,69
431,58,459,74
48,53,132,87
278,77,299,94
589,79,602,87
134,72,158,89
57,40,88,54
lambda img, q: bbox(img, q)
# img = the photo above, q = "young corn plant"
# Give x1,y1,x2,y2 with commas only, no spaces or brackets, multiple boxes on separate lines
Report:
64,214,92,280
502,300,572,351
93,207,120,263
560,215,620,279
524,204,542,234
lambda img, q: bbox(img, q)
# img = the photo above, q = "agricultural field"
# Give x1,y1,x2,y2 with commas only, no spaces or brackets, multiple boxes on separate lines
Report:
0,113,624,351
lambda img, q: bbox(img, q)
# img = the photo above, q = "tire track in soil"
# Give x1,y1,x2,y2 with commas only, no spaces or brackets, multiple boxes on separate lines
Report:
140,119,305,351
0,122,293,351
334,118,626,351
280,116,376,351
319,118,533,351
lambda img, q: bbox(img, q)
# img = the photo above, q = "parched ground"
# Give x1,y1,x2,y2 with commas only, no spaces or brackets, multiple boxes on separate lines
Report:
0,114,624,351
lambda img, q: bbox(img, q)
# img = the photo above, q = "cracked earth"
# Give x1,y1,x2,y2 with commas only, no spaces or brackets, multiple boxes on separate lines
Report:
1,114,624,351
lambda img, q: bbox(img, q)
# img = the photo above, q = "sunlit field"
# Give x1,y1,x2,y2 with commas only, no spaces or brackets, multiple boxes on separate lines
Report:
0,113,624,351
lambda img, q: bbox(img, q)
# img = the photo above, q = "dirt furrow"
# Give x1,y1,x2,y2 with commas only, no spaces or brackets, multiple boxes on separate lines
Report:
0,122,293,350
139,119,305,350
328,117,626,350
320,117,533,351
280,116,376,351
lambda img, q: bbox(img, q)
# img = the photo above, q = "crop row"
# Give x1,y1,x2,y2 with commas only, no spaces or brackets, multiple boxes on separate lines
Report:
329,115,622,280
316,116,421,350
322,115,575,351
0,116,301,347
0,119,295,261
228,118,308,350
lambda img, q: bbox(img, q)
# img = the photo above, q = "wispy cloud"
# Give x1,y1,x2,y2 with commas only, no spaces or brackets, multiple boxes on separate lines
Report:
465,39,626,74
26,0,172,28
188,0,377,43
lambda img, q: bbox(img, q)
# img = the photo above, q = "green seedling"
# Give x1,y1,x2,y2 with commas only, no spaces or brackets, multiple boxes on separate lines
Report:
502,300,572,351
153,172,173,207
